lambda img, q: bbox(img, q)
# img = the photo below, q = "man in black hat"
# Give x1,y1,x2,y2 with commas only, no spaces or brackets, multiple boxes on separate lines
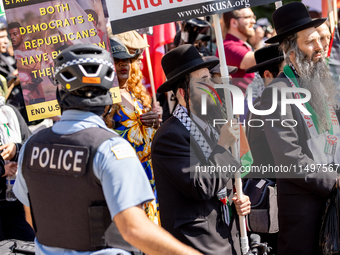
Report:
173,18,210,47
243,44,284,255
245,44,284,168
194,34,212,56
151,44,251,255
262,2,339,254
203,55,238,84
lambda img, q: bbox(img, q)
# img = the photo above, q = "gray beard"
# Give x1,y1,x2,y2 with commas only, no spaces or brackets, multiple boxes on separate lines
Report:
293,48,337,133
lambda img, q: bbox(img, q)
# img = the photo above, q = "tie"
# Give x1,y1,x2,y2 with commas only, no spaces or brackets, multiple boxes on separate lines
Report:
210,129,217,144
208,124,218,145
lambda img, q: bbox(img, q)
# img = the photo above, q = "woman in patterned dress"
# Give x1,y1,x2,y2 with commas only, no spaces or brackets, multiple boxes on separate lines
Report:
105,37,162,225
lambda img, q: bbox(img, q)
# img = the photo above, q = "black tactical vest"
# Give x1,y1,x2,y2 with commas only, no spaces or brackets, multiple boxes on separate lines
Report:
22,127,139,252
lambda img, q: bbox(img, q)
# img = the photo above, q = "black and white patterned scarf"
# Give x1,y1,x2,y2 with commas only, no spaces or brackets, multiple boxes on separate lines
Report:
173,104,219,159
174,105,232,225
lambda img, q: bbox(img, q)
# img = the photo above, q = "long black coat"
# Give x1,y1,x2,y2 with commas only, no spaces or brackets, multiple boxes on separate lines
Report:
151,116,242,255
246,96,275,178
260,73,337,255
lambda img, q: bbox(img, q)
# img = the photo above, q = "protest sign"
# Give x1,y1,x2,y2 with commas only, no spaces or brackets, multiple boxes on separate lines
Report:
108,0,278,34
3,0,118,121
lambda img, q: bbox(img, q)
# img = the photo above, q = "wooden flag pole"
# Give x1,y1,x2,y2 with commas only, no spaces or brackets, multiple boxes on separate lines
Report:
334,0,338,25
212,14,249,255
143,34,158,105
275,1,283,8
329,0,336,34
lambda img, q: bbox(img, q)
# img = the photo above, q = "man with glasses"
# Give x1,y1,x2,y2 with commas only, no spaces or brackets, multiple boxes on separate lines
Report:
217,8,257,94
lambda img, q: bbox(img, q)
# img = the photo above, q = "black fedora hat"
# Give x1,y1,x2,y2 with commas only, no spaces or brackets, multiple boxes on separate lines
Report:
265,2,326,44
203,56,238,75
245,44,284,73
158,45,218,93
196,34,211,42
109,36,140,60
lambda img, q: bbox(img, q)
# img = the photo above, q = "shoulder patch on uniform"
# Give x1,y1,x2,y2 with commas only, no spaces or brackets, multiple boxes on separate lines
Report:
111,144,136,160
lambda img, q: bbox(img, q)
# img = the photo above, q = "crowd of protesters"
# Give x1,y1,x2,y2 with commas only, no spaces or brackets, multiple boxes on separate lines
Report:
0,1,338,255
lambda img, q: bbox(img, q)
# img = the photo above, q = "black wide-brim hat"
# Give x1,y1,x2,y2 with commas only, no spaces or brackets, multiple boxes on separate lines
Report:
246,44,284,73
158,44,219,93
265,2,326,44
203,56,238,75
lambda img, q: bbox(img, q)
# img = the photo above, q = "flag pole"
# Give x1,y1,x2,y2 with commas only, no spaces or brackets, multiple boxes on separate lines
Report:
212,14,249,255
143,34,158,105
329,0,336,34
334,0,338,25
275,1,282,9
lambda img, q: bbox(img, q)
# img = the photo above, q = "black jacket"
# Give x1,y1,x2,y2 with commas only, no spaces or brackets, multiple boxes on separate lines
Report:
260,73,337,255
152,116,242,255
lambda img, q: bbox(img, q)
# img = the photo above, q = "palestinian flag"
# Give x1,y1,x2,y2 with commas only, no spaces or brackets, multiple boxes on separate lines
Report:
238,124,253,178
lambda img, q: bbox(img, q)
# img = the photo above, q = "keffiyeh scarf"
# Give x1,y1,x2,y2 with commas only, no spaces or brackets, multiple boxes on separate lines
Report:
173,104,219,159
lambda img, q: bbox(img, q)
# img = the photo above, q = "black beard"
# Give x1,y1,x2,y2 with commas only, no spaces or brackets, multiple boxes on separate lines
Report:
190,93,226,132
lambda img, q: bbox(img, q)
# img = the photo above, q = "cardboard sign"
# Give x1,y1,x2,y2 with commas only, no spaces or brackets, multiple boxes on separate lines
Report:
107,0,278,34
3,0,119,121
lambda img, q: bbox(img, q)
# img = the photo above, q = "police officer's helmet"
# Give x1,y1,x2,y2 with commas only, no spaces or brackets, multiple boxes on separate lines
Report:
54,44,114,93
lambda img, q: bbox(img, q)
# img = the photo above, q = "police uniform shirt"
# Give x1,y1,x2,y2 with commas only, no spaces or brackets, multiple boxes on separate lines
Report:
14,110,155,255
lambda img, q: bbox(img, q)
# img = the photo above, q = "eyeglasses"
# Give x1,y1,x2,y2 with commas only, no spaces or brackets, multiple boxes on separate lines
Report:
235,15,256,20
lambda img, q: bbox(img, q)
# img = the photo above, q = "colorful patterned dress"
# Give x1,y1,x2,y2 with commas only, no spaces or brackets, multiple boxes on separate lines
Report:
112,92,160,225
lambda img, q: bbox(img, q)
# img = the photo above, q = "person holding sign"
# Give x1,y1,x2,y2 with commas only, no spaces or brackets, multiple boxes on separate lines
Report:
262,2,340,255
13,44,202,255
152,44,251,255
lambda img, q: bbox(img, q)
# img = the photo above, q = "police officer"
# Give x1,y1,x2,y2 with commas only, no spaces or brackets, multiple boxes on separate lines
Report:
13,44,202,255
